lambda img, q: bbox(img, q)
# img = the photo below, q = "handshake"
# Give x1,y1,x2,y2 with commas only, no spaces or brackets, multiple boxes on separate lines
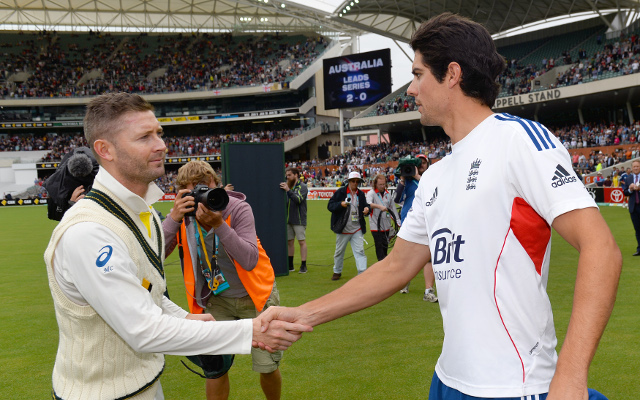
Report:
251,306,310,352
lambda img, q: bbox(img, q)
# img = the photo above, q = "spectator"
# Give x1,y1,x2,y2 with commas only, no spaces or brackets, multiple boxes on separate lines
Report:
366,173,400,262
327,171,370,281
280,167,308,274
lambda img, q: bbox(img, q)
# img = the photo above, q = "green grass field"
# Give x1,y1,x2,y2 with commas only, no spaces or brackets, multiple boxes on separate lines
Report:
0,202,638,399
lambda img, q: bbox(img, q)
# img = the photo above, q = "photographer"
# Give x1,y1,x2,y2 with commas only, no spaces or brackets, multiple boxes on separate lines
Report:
394,154,429,222
366,174,400,261
394,154,437,301
163,160,282,400
327,171,370,281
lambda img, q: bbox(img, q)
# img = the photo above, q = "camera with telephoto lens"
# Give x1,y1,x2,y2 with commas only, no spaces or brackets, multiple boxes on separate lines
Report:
395,156,423,180
184,184,229,217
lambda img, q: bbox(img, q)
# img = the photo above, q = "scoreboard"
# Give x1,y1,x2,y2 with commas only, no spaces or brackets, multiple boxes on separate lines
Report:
323,49,392,110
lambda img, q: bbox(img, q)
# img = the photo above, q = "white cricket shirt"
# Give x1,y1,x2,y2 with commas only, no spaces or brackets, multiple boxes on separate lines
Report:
398,113,596,397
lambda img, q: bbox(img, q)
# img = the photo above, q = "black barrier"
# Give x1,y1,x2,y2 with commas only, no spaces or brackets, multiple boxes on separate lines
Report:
221,142,288,276
587,187,605,203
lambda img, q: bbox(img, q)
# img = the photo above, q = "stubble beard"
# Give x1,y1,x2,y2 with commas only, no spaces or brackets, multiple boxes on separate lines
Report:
123,152,165,186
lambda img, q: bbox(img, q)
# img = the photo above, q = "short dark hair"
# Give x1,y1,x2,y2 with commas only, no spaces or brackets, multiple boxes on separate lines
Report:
410,13,505,107
286,167,300,176
84,92,154,159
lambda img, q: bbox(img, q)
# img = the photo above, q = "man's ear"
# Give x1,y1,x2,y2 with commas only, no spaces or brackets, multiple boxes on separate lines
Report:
93,139,115,162
447,62,462,89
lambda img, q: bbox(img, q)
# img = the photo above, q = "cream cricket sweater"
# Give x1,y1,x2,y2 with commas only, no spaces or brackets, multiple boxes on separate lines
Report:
44,182,165,400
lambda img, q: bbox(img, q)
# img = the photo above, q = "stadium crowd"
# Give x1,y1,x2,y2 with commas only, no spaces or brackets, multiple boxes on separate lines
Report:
374,92,418,116
2,120,636,158
6,119,640,200
163,129,305,157
119,124,640,190
0,128,311,161
0,31,328,98
375,30,640,113
498,31,640,97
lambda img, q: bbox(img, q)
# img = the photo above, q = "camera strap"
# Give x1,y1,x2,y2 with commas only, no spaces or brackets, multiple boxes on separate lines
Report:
193,220,229,295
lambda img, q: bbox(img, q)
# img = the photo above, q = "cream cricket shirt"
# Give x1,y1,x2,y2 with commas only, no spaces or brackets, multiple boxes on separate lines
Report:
52,169,252,398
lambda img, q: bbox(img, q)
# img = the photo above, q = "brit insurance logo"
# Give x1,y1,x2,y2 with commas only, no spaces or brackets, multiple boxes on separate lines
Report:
425,187,438,207
431,228,465,265
551,164,577,188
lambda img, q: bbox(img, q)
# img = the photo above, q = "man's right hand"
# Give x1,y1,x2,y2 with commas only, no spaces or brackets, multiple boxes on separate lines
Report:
70,185,85,203
251,310,312,352
169,189,195,223
279,182,289,191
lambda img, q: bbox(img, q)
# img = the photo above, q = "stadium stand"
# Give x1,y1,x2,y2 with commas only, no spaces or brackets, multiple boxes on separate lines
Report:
0,31,329,98
4,120,640,167
496,25,640,97
0,126,318,161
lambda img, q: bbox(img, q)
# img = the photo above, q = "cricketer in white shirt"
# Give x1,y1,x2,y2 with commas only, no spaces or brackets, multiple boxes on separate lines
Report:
399,113,597,397
52,168,253,399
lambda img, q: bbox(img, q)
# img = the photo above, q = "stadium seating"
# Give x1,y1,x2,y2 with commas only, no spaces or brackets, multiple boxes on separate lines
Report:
0,31,330,98
358,82,416,117
494,25,640,97
0,126,318,160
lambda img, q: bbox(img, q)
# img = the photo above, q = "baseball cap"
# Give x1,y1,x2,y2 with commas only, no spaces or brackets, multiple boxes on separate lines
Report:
348,171,362,181
416,154,428,161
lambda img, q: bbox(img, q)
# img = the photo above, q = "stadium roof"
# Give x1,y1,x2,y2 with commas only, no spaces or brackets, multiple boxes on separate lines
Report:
332,0,640,41
0,0,357,35
0,0,637,40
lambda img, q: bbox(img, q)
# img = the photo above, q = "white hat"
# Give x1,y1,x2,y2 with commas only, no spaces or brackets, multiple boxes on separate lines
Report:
348,171,362,181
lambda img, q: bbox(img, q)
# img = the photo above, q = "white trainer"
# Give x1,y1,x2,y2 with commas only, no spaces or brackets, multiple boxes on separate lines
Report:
423,288,438,303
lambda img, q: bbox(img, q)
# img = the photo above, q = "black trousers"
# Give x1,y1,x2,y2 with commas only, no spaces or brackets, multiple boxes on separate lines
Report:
371,230,390,261
630,205,640,251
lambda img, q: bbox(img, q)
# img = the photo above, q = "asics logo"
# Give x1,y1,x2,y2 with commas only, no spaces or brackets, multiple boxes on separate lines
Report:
96,245,113,268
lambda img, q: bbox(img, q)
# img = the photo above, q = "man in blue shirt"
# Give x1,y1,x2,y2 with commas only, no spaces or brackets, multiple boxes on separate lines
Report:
394,154,437,301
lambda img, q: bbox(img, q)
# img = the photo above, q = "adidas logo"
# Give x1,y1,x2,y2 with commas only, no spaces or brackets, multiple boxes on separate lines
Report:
551,164,577,188
425,187,438,206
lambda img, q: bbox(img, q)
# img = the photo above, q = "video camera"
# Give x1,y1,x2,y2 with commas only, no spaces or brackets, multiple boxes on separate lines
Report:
184,184,229,217
43,147,99,221
395,156,423,179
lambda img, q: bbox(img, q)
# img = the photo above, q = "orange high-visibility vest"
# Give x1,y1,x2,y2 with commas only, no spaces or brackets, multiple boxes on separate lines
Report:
177,215,275,313
177,223,204,314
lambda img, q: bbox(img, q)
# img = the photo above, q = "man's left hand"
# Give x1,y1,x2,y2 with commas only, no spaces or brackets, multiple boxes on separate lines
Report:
196,203,224,231
546,374,589,400
363,207,370,215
